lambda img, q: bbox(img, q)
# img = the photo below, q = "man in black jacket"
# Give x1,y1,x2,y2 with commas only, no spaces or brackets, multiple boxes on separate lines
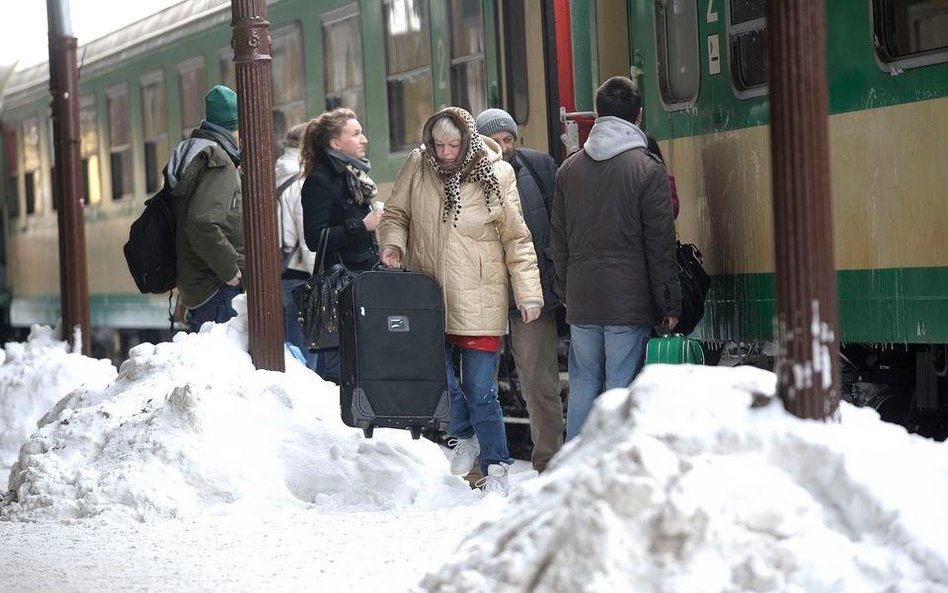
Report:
476,108,564,472
551,77,681,441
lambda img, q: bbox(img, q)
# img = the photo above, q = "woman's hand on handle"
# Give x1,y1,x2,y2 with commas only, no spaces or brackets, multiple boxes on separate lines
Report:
380,246,403,268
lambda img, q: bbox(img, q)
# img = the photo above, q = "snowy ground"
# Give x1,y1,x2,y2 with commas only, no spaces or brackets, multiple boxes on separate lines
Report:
1,296,947,592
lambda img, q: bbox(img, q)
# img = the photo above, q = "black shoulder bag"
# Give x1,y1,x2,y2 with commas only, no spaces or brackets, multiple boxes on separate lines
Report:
292,229,355,351
675,241,711,336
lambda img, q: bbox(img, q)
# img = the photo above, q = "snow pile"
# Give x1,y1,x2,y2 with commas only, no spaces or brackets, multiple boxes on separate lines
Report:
0,326,117,471
415,364,948,593
3,296,475,522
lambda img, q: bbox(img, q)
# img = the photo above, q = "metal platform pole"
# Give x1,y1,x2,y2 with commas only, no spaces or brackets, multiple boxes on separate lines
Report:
48,0,90,355
769,0,840,419
231,0,284,371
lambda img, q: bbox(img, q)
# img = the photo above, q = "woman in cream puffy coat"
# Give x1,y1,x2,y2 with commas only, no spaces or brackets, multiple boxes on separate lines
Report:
378,107,542,496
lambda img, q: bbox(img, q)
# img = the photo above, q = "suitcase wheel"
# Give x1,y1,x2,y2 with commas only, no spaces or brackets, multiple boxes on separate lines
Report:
362,425,374,439
409,426,422,440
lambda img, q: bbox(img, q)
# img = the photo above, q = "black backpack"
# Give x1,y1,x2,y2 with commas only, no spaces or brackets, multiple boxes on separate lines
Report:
124,186,176,294
675,241,711,335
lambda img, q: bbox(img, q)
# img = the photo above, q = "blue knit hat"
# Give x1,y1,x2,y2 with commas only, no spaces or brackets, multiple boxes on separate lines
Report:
204,85,238,131
475,108,518,139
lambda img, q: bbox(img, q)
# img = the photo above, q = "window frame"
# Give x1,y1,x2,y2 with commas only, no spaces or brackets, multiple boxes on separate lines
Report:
21,118,42,216
501,0,529,125
140,70,169,195
79,94,101,205
654,0,702,109
726,0,769,99
105,83,134,202
322,4,367,119
871,0,948,71
448,0,488,116
271,22,307,130
382,0,434,153
177,56,206,141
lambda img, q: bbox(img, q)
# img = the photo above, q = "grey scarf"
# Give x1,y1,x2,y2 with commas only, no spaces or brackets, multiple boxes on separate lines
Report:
327,149,377,205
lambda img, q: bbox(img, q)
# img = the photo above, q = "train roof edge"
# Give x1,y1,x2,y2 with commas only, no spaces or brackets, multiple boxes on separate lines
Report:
2,0,240,106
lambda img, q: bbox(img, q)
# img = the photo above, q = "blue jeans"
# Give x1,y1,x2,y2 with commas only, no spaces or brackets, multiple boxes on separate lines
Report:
282,278,318,372
565,324,651,441
186,285,242,332
316,350,340,383
445,344,513,474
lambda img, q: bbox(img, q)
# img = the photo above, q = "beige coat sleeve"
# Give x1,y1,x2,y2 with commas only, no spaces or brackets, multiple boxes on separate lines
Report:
377,151,421,257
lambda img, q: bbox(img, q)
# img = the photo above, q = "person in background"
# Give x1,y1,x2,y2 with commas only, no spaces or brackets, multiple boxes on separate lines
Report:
646,134,680,220
551,76,680,441
276,122,318,371
475,108,564,473
166,84,244,332
378,106,543,497
299,108,380,382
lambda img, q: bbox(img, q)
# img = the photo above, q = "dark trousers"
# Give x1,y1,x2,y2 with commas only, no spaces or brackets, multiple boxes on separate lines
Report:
186,285,242,332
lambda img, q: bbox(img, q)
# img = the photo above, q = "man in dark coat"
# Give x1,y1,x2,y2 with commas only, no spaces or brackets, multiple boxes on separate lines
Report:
476,108,564,473
166,85,244,332
551,76,681,441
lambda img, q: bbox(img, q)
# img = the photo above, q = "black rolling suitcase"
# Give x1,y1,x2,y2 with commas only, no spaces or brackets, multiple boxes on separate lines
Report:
338,269,450,439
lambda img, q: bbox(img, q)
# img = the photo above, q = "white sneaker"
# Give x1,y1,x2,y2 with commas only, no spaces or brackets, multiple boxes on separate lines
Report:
448,436,480,476
476,463,509,497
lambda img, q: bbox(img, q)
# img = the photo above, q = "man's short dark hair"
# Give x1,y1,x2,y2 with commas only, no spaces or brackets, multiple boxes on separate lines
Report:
595,76,642,124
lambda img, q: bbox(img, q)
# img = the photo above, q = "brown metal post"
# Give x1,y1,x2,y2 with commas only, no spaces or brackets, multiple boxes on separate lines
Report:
768,0,840,419
48,0,90,355
231,0,284,371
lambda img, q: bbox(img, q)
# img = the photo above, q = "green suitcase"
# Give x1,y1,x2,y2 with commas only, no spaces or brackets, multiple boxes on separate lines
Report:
644,334,705,365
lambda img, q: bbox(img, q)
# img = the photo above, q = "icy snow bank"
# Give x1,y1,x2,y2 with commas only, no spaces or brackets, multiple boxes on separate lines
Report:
0,326,116,472
3,297,475,522
415,364,948,593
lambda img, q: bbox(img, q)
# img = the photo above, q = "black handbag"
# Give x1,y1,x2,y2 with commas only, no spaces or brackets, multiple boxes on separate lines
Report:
292,229,356,351
675,241,711,335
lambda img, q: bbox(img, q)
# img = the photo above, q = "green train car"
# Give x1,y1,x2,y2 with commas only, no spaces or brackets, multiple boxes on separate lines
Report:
0,0,556,357
569,0,946,435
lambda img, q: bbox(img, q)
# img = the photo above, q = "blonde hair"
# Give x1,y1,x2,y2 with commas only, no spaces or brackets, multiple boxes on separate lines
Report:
431,116,461,143
299,108,358,177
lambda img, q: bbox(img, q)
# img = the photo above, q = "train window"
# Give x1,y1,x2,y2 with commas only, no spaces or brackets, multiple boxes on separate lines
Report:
21,119,41,216
874,0,948,66
501,1,529,125
3,122,19,219
178,57,206,140
727,0,769,93
272,23,306,142
323,5,366,119
79,96,101,205
106,84,133,201
655,0,701,106
219,48,237,93
140,71,169,195
383,0,433,151
449,0,487,116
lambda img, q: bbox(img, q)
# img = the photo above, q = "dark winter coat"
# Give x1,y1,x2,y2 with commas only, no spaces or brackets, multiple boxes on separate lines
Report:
301,148,378,273
509,148,560,316
551,118,680,326
167,126,244,309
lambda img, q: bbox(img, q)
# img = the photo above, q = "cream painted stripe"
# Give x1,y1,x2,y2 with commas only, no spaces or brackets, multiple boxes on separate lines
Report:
663,97,948,274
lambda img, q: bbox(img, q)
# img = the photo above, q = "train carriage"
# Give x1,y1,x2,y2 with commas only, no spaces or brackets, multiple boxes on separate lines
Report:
605,0,948,435
0,0,556,359
1,0,946,437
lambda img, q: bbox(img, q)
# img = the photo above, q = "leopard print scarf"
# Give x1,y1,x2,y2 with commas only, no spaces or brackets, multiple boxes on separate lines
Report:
421,107,503,226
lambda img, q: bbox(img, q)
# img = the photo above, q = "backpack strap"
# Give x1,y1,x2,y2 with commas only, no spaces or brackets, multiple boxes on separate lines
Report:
275,176,297,255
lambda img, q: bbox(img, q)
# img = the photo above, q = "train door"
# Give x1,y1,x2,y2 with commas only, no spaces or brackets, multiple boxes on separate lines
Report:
556,1,632,157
